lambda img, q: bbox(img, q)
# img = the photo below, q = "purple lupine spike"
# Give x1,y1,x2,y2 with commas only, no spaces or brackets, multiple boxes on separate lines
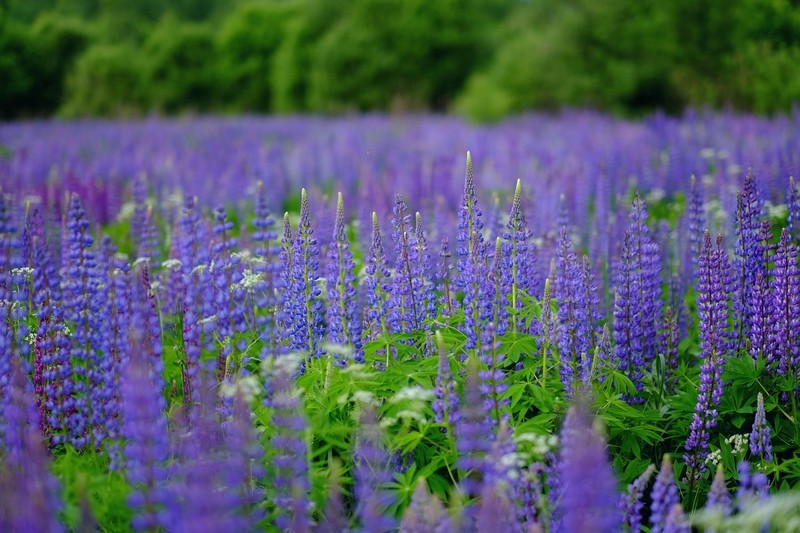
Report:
749,272,771,363
619,464,656,533
277,212,295,347
387,195,424,334
269,357,310,531
485,237,510,337
544,450,562,531
479,322,508,424
326,193,363,365
456,151,485,290
0,359,63,533
121,335,173,531
437,236,456,318
170,369,246,532
556,227,592,398
252,181,281,355
28,215,71,446
354,403,395,532
749,392,773,462
413,211,437,323
538,278,556,383
706,464,731,516
685,232,731,484
769,228,800,377
62,192,110,448
735,461,770,511
613,196,663,398
433,331,459,432
519,462,545,529
661,306,680,390
456,356,491,501
788,176,800,242
400,478,453,533
288,189,325,359
474,483,517,533
363,212,392,342
663,504,689,533
210,206,245,381
220,392,265,532
138,206,159,264
687,175,705,279
502,179,536,334
461,231,486,353
732,174,769,352
650,455,679,533
557,405,621,533
131,176,148,257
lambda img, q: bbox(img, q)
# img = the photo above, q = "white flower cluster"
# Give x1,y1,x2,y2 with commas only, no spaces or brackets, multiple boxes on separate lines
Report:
161,258,182,271
219,375,262,403
515,432,559,457
261,352,304,378
705,433,749,466
390,385,434,404
11,267,34,279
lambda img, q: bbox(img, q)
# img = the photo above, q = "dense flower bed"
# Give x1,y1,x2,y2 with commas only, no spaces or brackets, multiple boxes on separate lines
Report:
1,112,800,531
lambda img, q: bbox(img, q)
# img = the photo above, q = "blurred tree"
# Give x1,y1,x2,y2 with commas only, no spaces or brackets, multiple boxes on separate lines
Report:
215,1,299,112
30,13,93,112
0,21,51,118
60,43,147,116
309,0,506,112
271,0,341,112
143,17,216,113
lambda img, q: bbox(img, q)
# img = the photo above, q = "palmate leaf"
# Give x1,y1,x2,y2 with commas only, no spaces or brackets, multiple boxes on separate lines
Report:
497,330,539,364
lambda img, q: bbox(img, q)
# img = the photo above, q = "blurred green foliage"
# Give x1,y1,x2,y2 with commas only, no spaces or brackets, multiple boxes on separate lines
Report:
2,0,800,120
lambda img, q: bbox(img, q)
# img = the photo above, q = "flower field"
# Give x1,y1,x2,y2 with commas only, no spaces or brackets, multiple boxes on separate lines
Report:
1,111,800,531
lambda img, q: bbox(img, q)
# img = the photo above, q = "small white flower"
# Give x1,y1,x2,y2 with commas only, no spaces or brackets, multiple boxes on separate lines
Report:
390,385,434,403
161,258,182,271
353,390,377,406
133,257,151,268
700,147,716,159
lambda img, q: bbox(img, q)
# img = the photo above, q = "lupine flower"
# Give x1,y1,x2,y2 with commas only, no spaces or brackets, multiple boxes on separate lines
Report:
354,403,395,532
651,455,679,533
388,196,427,334
479,322,508,424
456,151,486,290
685,232,731,483
732,174,769,352
251,181,281,353
736,461,770,512
363,212,393,344
486,237,510,337
556,226,592,398
787,176,800,242
613,196,663,397
326,192,363,365
456,356,491,503
288,189,325,359
663,504,690,533
461,231,486,353
436,236,456,317
62,192,115,448
706,464,731,516
121,335,173,531
769,228,800,377
556,405,621,533
474,483,517,533
619,464,656,533
432,331,459,433
268,356,310,531
413,212,437,322
687,175,705,278
749,392,773,461
277,212,295,346
400,478,452,533
502,179,536,334
0,359,63,532
749,272,771,363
